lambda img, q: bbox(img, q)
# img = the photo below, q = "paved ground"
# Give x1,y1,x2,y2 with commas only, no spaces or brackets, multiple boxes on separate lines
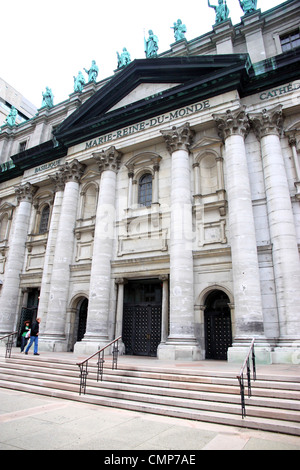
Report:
1,387,300,451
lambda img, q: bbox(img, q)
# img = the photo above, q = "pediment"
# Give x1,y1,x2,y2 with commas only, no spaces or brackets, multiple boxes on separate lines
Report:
108,83,181,112
191,137,222,151
55,55,251,147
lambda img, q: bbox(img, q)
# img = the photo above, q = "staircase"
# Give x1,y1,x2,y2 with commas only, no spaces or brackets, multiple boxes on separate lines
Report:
0,352,299,436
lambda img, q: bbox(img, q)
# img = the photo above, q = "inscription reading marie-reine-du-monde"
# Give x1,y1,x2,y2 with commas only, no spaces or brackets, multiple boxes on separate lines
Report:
85,99,210,150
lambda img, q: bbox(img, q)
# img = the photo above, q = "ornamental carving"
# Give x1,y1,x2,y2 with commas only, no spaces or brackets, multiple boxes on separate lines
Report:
213,106,250,141
93,146,122,173
15,182,38,203
160,122,194,153
57,159,86,183
49,172,65,192
248,105,283,140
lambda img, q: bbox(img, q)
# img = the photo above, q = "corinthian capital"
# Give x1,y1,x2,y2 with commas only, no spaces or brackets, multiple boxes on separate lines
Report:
213,106,250,141
160,122,194,153
59,159,86,183
248,105,283,140
93,146,122,173
15,182,38,203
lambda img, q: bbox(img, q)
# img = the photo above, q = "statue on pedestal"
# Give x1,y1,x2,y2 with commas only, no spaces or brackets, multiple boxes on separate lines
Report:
84,60,99,83
5,106,17,127
207,0,230,23
171,19,187,42
73,71,86,93
144,30,159,58
117,48,131,69
41,87,54,108
239,0,257,14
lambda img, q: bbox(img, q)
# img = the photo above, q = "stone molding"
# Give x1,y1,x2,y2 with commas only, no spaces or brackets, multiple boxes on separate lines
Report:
248,105,283,140
15,182,38,204
213,106,250,141
93,146,122,173
160,122,194,153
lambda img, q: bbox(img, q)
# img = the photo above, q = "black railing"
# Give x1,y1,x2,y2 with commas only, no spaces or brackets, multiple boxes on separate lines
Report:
77,336,121,395
0,332,18,358
237,338,256,418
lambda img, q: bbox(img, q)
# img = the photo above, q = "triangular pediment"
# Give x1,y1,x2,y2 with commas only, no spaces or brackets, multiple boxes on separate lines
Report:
55,55,251,147
108,83,181,112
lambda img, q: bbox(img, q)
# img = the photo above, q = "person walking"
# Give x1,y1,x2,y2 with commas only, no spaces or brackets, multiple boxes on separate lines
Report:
20,320,31,353
25,318,41,356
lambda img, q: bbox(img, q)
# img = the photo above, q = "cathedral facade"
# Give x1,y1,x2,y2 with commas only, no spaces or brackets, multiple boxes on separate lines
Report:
0,0,299,363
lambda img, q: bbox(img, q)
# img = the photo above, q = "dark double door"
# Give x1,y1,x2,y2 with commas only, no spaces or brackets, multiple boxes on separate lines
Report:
122,280,162,357
204,290,232,360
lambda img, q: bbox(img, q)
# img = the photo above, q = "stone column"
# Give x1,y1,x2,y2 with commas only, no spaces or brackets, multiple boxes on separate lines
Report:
249,106,300,349
37,173,65,335
213,107,265,348
75,146,122,355
0,183,37,334
159,275,169,344
158,123,201,360
114,278,127,354
42,160,85,351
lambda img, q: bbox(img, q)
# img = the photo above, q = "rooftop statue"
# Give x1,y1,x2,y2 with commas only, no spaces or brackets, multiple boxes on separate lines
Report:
41,87,54,108
73,71,86,93
5,106,17,127
171,19,187,42
239,0,257,14
117,48,131,69
144,30,159,58
207,0,230,23
84,60,99,83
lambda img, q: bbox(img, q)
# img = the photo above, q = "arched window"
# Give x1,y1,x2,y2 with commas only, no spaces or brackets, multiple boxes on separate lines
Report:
138,174,152,207
39,205,50,234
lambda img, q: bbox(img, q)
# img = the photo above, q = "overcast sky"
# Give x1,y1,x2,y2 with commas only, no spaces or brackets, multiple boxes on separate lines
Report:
1,0,284,109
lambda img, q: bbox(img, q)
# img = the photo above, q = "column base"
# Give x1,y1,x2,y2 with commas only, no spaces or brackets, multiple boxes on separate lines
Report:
38,334,68,352
73,335,113,356
157,339,202,361
227,337,300,364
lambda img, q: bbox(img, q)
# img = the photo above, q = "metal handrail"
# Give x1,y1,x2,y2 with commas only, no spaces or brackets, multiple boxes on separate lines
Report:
237,338,256,418
0,331,18,358
77,336,122,395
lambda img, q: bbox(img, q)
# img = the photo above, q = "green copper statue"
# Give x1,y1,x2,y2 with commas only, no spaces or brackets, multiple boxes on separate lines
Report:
239,0,257,14
5,106,17,126
41,87,54,108
84,60,99,83
144,30,159,58
171,19,187,42
117,48,131,69
73,71,86,93
208,0,230,23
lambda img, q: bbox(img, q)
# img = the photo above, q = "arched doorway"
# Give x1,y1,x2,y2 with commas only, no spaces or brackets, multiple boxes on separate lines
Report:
77,298,88,342
204,290,232,360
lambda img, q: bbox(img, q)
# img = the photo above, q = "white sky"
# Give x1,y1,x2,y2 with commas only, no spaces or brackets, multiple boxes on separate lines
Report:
0,0,284,109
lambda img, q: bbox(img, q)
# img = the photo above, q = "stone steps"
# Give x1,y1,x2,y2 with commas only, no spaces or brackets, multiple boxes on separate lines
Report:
0,353,299,436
